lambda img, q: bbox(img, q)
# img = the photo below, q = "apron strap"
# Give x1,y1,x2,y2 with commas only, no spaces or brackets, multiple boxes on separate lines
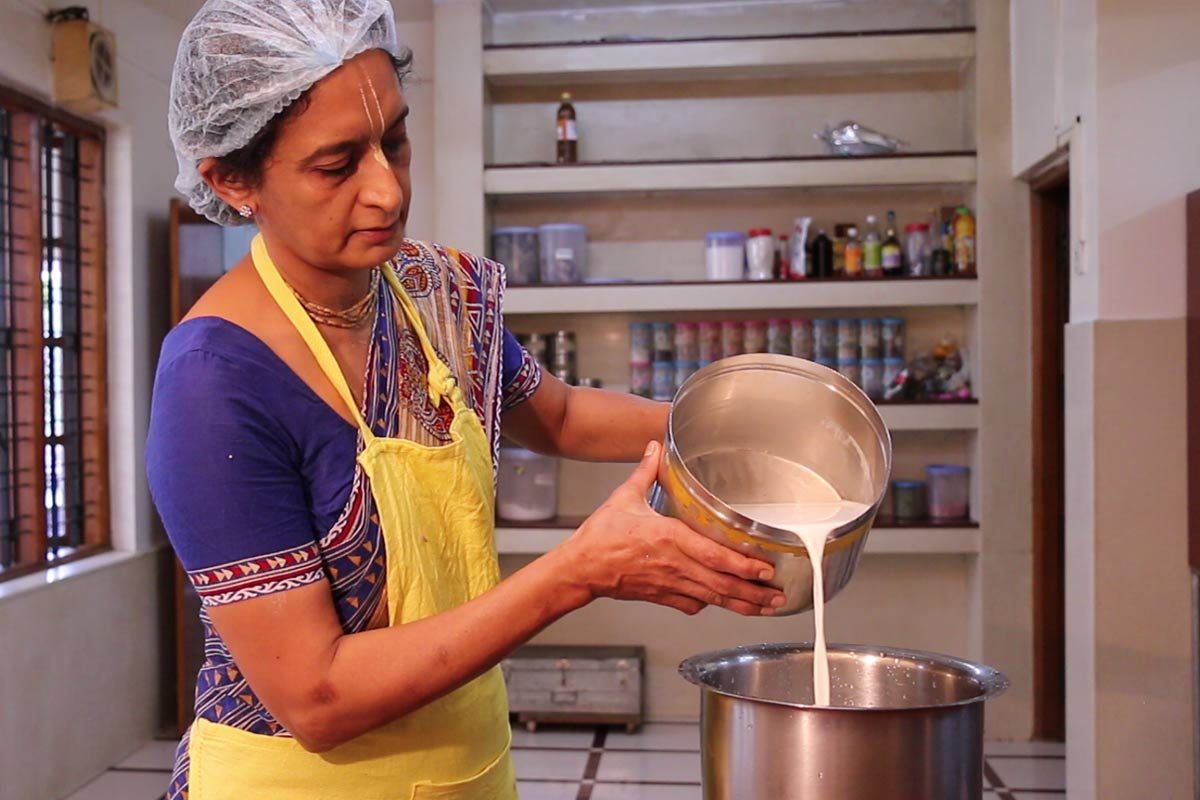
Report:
250,235,375,442
378,264,462,410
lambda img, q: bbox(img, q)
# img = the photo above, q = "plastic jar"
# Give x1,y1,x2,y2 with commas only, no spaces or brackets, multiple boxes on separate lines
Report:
674,322,699,362
790,319,814,360
744,320,768,353
698,322,721,362
892,480,928,522
883,357,905,393
652,322,675,361
745,228,775,281
837,319,860,361
497,447,558,522
674,361,699,391
881,317,906,360
491,226,540,285
630,362,652,398
767,318,791,355
720,321,745,359
861,358,884,400
629,322,653,364
904,223,930,276
652,361,675,401
538,223,588,283
926,464,970,521
813,319,837,361
705,231,746,281
859,318,882,360
837,358,862,388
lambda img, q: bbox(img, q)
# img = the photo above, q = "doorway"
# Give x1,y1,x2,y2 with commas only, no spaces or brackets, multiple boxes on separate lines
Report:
1031,167,1069,740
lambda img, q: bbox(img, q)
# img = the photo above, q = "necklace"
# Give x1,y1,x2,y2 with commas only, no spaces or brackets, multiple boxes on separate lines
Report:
290,268,380,328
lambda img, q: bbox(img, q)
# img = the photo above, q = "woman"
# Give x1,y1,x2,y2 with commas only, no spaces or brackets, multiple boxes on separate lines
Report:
148,1,784,798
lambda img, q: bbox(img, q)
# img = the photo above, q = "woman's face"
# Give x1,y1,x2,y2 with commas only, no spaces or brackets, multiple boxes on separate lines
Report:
229,49,413,272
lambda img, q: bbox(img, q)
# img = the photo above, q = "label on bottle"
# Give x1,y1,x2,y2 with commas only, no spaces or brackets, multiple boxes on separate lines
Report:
882,243,902,271
845,245,863,275
864,241,882,271
557,119,577,142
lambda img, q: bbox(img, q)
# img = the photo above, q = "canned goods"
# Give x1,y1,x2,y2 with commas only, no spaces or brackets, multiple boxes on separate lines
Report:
883,357,905,394
652,361,675,401
554,366,577,386
652,323,674,361
744,320,768,354
553,330,576,357
813,319,837,361
882,317,906,361
629,322,652,364
674,361,699,391
767,318,790,355
720,321,745,359
837,358,862,389
861,358,884,400
674,322,699,363
837,319,860,361
630,362,652,397
526,332,549,366
791,319,814,360
698,322,721,362
859,319,882,360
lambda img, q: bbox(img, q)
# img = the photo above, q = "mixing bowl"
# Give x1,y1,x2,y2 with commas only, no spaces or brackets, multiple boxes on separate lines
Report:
649,354,892,614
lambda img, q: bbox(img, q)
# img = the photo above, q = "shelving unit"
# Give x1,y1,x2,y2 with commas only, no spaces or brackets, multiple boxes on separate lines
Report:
504,276,978,314
483,28,975,86
485,153,977,196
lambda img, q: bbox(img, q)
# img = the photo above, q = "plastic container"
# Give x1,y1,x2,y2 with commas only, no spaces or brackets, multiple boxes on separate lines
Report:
492,226,540,285
652,361,675,401
674,361,699,391
720,321,745,359
674,322,699,362
926,464,970,521
629,322,653,364
813,319,837,361
698,322,721,362
837,319,860,361
837,357,861,388
892,480,928,522
859,318,882,360
497,447,558,522
790,319,814,360
904,223,930,276
882,317,906,360
706,231,746,281
767,318,791,355
538,223,588,284
630,362,652,397
884,357,905,392
744,320,768,354
652,322,675,361
861,358,884,400
746,228,775,281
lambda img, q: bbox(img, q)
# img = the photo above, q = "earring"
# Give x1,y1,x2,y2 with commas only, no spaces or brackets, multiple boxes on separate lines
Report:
237,204,254,219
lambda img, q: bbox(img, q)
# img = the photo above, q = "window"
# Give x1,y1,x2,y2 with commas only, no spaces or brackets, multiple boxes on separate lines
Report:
0,86,108,580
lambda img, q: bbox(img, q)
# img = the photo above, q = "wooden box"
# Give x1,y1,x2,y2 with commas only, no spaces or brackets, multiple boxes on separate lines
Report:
502,645,645,732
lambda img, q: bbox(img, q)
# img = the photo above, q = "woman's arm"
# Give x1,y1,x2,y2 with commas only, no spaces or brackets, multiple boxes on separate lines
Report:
502,373,670,462
208,443,784,752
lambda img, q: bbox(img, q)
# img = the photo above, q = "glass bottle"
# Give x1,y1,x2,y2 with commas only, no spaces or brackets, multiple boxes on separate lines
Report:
556,92,578,164
882,210,903,277
863,214,882,276
844,226,863,277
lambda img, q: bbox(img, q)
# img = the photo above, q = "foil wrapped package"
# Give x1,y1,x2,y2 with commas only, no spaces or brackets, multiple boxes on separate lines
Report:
815,121,904,156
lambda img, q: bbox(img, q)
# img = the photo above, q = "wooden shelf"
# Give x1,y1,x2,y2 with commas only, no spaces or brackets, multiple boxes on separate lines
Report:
880,400,979,431
495,521,981,556
484,152,977,196
503,276,978,314
484,28,975,86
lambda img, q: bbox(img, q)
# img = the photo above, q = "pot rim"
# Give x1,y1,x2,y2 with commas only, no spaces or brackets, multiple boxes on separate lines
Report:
678,642,1010,711
666,354,894,549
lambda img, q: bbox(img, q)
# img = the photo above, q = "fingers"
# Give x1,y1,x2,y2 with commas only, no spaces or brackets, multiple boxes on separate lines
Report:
668,519,776,583
654,593,707,616
672,571,784,616
617,440,662,499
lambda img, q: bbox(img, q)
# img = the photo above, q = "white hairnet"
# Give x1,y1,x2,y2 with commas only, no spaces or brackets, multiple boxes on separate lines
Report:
169,0,399,225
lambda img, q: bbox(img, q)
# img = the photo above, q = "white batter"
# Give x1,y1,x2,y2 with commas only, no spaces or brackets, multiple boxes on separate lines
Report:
732,498,868,706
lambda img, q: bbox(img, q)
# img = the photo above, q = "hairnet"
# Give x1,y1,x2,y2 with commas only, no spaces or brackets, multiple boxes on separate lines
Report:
169,0,399,225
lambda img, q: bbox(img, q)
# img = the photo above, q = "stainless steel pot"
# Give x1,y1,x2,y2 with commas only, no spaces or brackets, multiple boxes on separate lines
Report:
649,355,892,615
680,643,1010,800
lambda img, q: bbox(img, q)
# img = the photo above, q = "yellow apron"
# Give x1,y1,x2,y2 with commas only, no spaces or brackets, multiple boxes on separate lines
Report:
187,235,517,800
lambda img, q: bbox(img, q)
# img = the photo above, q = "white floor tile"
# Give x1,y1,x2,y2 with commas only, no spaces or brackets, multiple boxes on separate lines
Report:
605,723,700,752
512,725,596,750
63,770,168,800
985,739,1066,756
590,783,702,800
511,748,590,781
116,739,180,771
990,757,1067,791
595,751,702,784
516,780,582,800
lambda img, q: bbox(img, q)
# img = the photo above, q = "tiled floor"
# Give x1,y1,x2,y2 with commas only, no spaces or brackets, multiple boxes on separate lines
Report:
63,723,1066,799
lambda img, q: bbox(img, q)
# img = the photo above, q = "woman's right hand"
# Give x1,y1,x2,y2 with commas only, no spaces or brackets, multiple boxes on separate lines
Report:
556,441,787,617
